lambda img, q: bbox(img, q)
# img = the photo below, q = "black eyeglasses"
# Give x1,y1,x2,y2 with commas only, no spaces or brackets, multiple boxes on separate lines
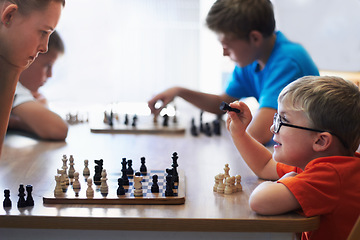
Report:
273,113,348,148
273,113,325,134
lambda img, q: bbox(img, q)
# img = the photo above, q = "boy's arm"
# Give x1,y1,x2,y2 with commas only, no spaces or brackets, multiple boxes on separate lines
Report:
227,101,278,180
148,87,236,116
249,174,301,215
11,101,68,141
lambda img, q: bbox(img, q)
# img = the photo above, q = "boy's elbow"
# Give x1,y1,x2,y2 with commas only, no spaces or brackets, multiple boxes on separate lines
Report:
249,192,272,215
38,123,68,141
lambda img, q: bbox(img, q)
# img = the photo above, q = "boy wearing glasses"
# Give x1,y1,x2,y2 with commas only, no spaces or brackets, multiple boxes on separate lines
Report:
226,76,360,240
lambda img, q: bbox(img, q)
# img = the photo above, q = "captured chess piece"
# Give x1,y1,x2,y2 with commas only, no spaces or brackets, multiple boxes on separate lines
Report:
17,184,27,208
219,101,240,113
3,189,12,208
25,185,34,207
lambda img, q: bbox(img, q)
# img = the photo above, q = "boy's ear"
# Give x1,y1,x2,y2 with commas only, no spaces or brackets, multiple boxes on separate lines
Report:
248,30,263,45
313,132,332,152
1,4,18,26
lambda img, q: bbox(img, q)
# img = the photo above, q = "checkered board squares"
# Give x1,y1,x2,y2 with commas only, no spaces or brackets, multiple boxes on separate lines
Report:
90,115,185,134
43,170,185,205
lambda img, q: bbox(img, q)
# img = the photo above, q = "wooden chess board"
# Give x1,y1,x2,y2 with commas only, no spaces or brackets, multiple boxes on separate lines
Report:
90,114,186,134
43,170,185,205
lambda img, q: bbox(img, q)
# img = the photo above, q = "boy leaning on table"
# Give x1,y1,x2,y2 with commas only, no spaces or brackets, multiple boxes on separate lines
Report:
225,76,360,240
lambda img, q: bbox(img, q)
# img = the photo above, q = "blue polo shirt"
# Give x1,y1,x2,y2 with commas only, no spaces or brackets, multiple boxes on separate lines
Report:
225,31,319,109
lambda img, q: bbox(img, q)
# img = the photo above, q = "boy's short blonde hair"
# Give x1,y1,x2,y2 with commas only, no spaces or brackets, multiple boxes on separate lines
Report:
278,76,360,152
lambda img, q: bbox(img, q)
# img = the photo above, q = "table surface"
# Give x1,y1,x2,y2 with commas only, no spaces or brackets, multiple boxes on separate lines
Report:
0,111,319,233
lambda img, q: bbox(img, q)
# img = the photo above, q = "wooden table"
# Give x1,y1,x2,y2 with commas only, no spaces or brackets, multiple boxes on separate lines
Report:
0,111,319,240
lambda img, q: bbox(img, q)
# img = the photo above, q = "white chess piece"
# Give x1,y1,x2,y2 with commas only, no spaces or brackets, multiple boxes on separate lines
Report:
86,178,94,198
57,168,68,192
235,175,242,192
68,155,75,179
224,177,233,195
133,173,143,197
100,169,108,196
72,172,81,196
224,164,230,179
54,175,63,197
216,173,225,193
83,159,90,177
62,155,69,185
213,174,220,192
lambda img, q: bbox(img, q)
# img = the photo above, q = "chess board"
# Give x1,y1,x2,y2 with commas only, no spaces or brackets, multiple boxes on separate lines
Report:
90,114,186,134
43,170,185,205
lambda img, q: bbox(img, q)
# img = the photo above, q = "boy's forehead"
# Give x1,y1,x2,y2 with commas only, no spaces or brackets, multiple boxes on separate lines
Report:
217,32,237,42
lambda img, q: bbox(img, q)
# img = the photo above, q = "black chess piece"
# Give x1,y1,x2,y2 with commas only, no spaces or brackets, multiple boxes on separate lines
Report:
3,189,12,208
151,175,159,193
117,178,125,195
17,184,27,208
25,185,34,207
162,114,169,127
93,165,102,185
199,111,204,133
219,101,240,113
127,159,134,177
190,118,198,136
131,115,137,127
171,152,179,183
109,110,114,126
140,157,147,174
124,114,129,125
204,122,212,136
121,168,129,186
213,119,221,135
165,175,174,196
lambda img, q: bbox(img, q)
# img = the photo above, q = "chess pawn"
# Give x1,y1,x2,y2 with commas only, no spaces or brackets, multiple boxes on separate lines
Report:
117,178,125,196
72,172,81,197
54,175,63,197
216,174,225,193
86,178,94,198
127,160,134,177
68,155,75,179
58,169,68,192
236,175,242,192
140,157,147,174
100,169,109,196
224,164,230,179
213,174,220,192
151,175,159,193
83,159,90,177
62,156,70,186
230,176,236,193
224,177,233,195
133,172,143,197
3,189,12,208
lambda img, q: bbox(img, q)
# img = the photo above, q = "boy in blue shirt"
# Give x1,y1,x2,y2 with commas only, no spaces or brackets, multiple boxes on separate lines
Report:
148,0,319,144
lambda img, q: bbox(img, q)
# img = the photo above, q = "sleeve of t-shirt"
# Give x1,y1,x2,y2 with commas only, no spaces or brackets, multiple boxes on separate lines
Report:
12,83,34,108
258,59,302,109
225,66,252,99
277,163,340,217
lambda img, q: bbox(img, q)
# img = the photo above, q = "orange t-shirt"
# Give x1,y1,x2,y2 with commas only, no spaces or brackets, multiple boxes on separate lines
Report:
277,153,360,240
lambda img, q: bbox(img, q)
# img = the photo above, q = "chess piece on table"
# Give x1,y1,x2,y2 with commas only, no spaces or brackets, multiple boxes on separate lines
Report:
236,175,242,192
68,155,75,179
165,175,174,196
72,172,81,197
216,174,225,194
224,164,230,179
140,157,147,175
171,152,179,185
61,155,70,186
117,178,125,196
17,184,27,208
224,177,233,195
190,118,198,136
86,178,94,198
83,159,90,178
213,119,221,135
151,175,159,193
25,185,34,206
162,114,169,127
3,189,12,208
127,159,134,177
100,169,109,196
133,172,143,197
57,169,68,193
213,174,219,192
54,175,63,197
204,122,212,136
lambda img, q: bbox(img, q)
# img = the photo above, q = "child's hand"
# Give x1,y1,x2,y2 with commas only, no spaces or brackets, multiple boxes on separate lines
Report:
148,87,179,116
226,101,252,137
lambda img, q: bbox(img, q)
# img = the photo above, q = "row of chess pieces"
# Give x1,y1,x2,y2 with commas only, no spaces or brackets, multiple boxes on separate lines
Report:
213,164,242,194
3,184,34,208
103,111,177,127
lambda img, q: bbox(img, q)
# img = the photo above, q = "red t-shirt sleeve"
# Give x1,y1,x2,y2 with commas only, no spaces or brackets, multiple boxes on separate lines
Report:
278,162,340,217
276,162,302,177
